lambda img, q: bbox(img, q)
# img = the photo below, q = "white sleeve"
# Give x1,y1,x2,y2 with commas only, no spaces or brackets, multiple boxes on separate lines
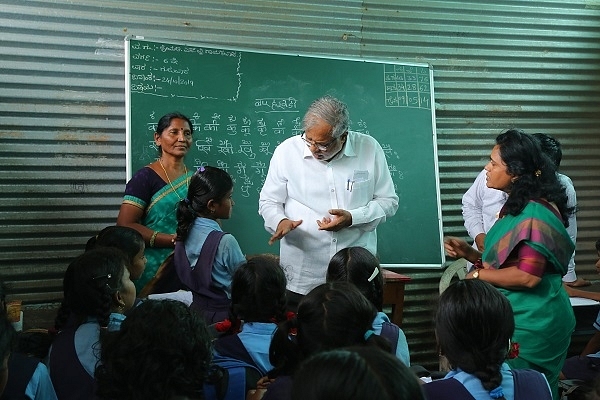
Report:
462,170,487,240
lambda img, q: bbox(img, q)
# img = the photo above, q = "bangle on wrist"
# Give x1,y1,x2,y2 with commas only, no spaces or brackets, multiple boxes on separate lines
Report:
149,231,159,248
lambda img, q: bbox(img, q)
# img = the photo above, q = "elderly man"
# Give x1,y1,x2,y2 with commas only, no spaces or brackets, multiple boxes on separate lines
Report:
259,95,398,309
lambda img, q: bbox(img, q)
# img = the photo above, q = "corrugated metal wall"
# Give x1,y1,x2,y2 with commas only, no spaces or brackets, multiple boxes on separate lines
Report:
1,0,599,369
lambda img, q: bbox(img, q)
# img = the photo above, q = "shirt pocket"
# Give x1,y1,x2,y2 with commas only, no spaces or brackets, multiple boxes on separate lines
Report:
347,178,372,209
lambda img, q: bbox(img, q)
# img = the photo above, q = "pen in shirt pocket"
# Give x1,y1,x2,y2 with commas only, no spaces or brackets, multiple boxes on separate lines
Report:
346,179,354,192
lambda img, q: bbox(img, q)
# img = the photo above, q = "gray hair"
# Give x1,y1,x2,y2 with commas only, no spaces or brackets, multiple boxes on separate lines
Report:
302,95,349,138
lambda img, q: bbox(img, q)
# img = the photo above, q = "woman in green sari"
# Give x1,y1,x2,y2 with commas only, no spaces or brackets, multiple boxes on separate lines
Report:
444,129,575,400
117,112,195,291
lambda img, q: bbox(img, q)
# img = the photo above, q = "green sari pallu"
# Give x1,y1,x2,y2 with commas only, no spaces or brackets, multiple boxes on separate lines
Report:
124,170,193,292
483,200,575,400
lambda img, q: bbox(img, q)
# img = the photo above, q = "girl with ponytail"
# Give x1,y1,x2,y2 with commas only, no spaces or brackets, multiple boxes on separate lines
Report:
424,279,552,400
250,281,390,400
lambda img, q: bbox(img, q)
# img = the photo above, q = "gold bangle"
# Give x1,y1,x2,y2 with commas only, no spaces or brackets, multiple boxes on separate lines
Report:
149,231,159,248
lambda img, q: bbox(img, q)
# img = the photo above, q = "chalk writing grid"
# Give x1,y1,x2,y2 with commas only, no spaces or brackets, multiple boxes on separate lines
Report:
384,64,431,109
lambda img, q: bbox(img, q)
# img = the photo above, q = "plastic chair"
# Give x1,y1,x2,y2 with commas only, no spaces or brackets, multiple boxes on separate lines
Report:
439,258,467,294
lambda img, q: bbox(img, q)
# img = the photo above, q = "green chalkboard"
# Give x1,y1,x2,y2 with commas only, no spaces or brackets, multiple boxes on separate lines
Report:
125,37,444,268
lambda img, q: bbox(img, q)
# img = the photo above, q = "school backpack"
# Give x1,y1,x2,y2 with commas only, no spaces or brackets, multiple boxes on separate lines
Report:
204,354,263,400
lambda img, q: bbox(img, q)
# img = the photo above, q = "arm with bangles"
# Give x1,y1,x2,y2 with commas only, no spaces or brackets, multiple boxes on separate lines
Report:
116,203,176,249
465,243,543,290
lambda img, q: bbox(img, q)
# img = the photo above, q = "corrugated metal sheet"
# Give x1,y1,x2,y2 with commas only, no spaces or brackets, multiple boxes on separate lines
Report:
1,0,599,369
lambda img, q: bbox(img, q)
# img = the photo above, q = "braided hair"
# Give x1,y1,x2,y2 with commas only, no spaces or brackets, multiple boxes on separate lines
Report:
176,166,233,241
55,247,129,331
268,282,389,377
436,280,514,399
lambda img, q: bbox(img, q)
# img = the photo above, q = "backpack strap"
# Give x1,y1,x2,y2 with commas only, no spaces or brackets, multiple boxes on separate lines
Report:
214,334,260,372
512,369,552,400
380,321,399,355
204,355,262,400
423,377,476,400
174,230,228,301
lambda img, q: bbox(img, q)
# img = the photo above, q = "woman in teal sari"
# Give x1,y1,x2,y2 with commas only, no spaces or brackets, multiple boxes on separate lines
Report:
117,112,195,291
444,129,575,400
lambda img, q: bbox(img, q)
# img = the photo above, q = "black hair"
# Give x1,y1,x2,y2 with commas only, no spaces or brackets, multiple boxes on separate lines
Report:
595,239,600,253
86,225,144,265
95,299,212,400
496,129,573,225
532,132,562,168
229,254,287,328
268,282,389,377
326,247,384,310
54,247,129,330
435,280,514,399
292,346,424,400
155,112,193,155
176,166,233,241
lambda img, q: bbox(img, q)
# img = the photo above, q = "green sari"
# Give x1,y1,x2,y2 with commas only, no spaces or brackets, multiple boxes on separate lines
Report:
123,169,193,291
483,200,575,400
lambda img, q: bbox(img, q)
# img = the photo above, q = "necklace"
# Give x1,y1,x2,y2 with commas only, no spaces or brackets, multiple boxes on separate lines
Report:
158,159,188,201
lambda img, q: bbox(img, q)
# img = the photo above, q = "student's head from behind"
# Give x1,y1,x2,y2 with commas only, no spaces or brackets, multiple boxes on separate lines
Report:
176,166,234,239
269,281,388,375
56,247,136,330
436,280,514,391
86,225,146,280
0,315,16,396
230,254,287,324
326,247,383,310
532,132,562,169
292,346,424,400
95,299,212,400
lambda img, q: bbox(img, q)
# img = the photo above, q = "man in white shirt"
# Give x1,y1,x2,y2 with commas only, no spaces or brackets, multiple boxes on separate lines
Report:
461,132,587,286
258,95,399,308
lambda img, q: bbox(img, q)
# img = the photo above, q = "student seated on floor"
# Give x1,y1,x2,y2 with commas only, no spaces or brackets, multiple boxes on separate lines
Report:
423,279,552,400
326,246,410,365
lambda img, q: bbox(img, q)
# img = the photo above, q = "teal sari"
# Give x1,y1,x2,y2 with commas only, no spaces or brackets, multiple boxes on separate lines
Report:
483,200,575,400
123,169,193,291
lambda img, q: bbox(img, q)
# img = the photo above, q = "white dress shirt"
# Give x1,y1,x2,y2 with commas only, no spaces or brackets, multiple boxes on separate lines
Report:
259,131,399,294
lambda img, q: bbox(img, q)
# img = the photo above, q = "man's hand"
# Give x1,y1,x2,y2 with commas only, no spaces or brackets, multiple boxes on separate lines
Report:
316,209,352,232
475,233,486,251
268,218,303,245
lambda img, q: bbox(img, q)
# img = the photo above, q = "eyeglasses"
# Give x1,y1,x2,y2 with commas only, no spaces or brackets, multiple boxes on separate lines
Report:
300,131,339,152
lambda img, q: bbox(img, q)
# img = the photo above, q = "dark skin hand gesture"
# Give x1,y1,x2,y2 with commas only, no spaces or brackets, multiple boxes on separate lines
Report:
316,209,352,232
268,218,303,245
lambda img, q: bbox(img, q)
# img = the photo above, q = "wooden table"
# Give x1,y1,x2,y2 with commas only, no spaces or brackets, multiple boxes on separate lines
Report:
382,268,411,327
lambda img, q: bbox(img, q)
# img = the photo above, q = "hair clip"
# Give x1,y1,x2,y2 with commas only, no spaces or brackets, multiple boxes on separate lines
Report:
198,166,206,172
367,267,380,282
184,198,191,204
534,169,541,177
92,273,112,280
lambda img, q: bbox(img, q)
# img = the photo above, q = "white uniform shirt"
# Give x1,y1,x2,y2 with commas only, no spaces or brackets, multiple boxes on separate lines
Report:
259,131,398,294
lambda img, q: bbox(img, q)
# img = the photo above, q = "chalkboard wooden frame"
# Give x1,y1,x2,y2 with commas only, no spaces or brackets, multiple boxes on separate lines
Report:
125,36,445,269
